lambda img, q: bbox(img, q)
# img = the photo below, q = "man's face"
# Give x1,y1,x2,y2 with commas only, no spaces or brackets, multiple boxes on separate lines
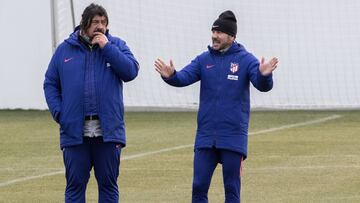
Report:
211,30,235,50
85,15,107,39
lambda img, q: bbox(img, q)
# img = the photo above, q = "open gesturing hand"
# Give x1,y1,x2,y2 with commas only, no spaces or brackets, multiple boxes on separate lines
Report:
259,57,278,76
154,58,176,78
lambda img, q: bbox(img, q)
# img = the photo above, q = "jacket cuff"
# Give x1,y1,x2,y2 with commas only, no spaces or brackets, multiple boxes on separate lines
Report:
257,68,272,81
162,70,177,81
52,107,61,123
101,41,113,54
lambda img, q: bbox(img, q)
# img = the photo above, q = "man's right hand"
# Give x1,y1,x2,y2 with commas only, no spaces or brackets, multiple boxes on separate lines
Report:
154,58,175,78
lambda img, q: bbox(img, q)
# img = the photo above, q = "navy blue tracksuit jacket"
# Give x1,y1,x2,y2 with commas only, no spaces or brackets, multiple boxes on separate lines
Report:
164,42,273,158
44,27,139,149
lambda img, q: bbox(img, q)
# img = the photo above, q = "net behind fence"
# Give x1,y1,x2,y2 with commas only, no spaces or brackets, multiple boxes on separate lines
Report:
53,0,360,109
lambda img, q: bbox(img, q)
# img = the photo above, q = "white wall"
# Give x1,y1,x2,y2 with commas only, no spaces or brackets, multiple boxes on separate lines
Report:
0,0,52,109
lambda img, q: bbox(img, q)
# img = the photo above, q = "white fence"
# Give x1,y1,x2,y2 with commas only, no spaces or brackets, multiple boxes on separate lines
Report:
1,0,359,109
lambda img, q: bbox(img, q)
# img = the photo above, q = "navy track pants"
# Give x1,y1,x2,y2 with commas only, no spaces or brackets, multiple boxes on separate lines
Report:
62,137,121,203
192,148,242,203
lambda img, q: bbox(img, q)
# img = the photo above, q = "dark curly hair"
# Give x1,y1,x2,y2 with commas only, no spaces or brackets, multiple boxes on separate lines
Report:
80,3,108,32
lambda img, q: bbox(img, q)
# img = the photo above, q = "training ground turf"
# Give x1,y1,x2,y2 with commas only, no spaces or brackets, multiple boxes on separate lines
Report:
0,110,359,202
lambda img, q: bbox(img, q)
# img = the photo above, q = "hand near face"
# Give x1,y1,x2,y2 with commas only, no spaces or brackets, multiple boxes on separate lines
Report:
259,57,279,76
154,58,175,78
92,32,108,48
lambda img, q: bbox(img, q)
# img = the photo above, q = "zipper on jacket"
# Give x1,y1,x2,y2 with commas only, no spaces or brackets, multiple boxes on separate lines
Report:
81,47,94,137
89,47,103,137
213,55,225,147
94,49,102,134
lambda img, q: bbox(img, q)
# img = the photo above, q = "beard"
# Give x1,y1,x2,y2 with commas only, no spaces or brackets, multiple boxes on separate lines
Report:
88,28,105,40
212,38,232,51
212,38,225,50
94,28,105,34
212,38,219,44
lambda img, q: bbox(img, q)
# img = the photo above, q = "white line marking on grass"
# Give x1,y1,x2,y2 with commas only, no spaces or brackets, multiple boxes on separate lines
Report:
0,170,65,187
0,114,341,188
121,144,193,161
248,114,342,136
323,195,360,200
0,167,66,171
251,165,360,171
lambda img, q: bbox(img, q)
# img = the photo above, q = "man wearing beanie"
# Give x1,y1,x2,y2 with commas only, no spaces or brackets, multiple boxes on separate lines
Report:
155,10,278,203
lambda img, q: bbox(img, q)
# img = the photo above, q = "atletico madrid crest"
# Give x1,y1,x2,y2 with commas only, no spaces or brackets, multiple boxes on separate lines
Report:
230,62,239,74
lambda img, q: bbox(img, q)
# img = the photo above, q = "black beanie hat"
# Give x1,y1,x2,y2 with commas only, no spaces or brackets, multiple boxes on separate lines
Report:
211,10,237,37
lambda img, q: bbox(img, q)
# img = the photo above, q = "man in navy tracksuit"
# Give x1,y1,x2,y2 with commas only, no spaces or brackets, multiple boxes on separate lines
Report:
155,10,278,202
44,4,139,203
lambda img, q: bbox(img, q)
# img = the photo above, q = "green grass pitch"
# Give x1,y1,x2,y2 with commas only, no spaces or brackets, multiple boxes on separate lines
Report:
0,110,360,202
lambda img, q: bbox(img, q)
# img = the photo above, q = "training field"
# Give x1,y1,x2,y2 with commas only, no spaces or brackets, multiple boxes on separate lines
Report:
0,110,359,202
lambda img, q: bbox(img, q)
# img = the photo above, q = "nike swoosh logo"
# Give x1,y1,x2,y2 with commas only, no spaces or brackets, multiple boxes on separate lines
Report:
206,65,215,69
64,57,73,63
212,25,219,28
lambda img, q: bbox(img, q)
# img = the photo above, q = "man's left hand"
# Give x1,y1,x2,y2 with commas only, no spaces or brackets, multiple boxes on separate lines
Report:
92,32,108,49
259,57,279,76
240,157,244,177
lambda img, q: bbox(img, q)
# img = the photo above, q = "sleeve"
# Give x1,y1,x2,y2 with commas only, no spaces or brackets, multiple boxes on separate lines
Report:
163,56,201,87
247,55,273,92
43,52,62,123
101,38,139,82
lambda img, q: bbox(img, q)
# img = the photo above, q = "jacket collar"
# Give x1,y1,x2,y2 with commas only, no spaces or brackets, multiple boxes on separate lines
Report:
208,42,244,55
65,26,111,50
